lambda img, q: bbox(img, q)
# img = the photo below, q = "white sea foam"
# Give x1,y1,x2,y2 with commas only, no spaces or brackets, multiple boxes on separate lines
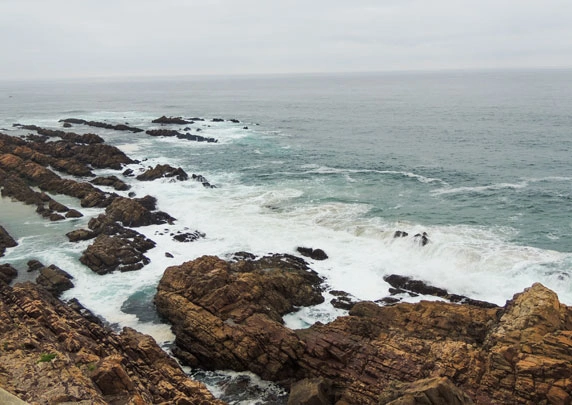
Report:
432,181,529,195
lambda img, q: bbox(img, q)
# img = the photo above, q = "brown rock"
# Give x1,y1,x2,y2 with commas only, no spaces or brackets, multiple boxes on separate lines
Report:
0,225,17,257
287,378,332,405
136,164,189,181
156,253,572,405
0,263,17,284
105,197,175,227
90,175,130,191
155,254,324,380
0,281,223,404
383,377,475,405
36,264,74,297
66,228,97,242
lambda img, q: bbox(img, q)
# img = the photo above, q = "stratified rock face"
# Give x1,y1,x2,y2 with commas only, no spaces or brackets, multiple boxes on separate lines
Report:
0,225,17,257
155,254,324,381
35,263,74,297
0,282,224,404
156,252,572,405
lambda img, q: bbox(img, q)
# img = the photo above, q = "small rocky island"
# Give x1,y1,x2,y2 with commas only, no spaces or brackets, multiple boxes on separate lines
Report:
1,118,571,404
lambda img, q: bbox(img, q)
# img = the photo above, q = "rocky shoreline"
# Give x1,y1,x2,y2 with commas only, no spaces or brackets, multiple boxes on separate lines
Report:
1,118,571,404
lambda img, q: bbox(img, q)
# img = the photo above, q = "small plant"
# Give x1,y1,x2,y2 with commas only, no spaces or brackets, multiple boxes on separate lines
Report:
87,363,96,372
38,352,57,363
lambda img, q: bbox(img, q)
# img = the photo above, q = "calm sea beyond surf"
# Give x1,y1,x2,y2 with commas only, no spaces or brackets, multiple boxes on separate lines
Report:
1,69,572,403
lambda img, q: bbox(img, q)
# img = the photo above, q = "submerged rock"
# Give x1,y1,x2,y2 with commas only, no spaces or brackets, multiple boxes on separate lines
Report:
297,246,328,261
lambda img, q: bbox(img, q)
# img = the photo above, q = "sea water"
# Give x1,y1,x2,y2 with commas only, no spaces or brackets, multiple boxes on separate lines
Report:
1,69,572,403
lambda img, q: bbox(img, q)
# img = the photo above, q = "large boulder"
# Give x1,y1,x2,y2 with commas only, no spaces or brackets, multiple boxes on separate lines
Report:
155,254,324,380
35,264,74,297
105,196,175,227
0,281,223,404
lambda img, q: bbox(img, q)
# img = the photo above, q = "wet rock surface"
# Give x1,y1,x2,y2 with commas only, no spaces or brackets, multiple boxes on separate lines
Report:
0,263,17,285
156,253,572,405
136,163,189,181
297,247,329,261
383,274,499,308
0,281,224,404
146,128,218,143
35,262,74,297
152,115,192,124
155,254,324,381
59,118,143,133
0,225,17,257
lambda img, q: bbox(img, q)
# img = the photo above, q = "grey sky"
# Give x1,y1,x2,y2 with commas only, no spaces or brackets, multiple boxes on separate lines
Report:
2,0,572,79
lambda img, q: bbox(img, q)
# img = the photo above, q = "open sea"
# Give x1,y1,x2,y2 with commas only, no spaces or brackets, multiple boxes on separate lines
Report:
1,69,572,403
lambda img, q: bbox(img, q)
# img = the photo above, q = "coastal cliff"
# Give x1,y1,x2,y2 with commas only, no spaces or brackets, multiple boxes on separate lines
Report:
156,255,572,405
0,280,224,404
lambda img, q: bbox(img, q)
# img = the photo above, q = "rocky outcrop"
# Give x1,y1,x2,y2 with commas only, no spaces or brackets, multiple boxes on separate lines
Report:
136,164,189,181
90,175,130,191
0,225,17,257
146,129,218,143
297,247,328,261
80,233,154,274
59,118,143,133
152,115,192,124
105,196,175,227
0,281,223,404
15,124,104,144
155,254,324,381
155,253,572,405
34,263,74,297
192,173,216,188
383,274,499,308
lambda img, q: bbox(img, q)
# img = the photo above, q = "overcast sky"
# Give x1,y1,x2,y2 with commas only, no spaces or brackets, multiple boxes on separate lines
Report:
2,0,572,80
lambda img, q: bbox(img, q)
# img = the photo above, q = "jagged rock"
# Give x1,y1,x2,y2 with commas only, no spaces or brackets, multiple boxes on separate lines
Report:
105,197,175,227
394,230,409,238
414,232,429,246
152,115,192,124
383,274,498,308
297,247,328,261
0,263,17,284
287,378,332,405
329,290,357,310
0,225,17,257
173,231,205,243
27,259,44,272
90,175,130,191
36,264,74,297
79,234,154,274
211,118,225,122
136,164,189,181
155,254,324,380
156,255,572,405
145,129,180,137
0,281,223,404
192,173,216,188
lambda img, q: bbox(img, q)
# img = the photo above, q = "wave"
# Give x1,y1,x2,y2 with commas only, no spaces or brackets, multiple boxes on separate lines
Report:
432,181,529,195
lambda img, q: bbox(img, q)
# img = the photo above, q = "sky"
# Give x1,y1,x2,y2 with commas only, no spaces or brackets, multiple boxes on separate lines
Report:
2,0,572,80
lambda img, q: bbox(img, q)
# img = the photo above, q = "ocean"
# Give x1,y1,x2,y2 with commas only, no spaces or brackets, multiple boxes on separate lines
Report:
1,69,572,403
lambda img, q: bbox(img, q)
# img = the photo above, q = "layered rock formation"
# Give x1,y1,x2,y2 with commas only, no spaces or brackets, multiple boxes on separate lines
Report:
155,254,572,405
0,281,223,404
